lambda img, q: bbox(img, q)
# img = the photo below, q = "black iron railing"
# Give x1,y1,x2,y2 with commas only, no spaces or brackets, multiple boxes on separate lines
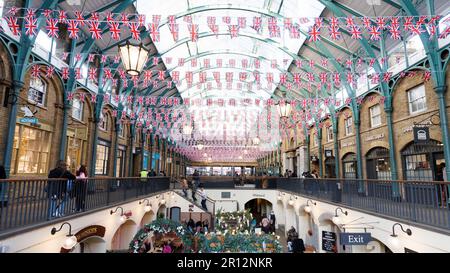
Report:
277,178,450,230
0,177,170,234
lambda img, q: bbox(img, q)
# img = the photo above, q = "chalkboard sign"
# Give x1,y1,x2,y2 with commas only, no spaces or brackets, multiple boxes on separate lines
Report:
322,231,337,252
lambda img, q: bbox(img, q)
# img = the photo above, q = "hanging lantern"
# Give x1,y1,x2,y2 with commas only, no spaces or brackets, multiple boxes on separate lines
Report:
276,100,292,118
253,137,260,145
118,41,150,76
182,123,193,135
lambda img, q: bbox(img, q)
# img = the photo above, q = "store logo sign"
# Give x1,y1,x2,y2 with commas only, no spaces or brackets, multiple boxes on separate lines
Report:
413,127,429,143
20,105,38,124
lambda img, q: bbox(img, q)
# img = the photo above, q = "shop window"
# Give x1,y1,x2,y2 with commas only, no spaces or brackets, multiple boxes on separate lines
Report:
369,104,381,128
407,84,427,115
344,117,353,136
401,140,443,181
72,97,83,121
342,153,357,179
116,147,126,177
327,127,334,142
95,140,110,175
28,77,46,106
119,124,125,138
12,125,51,174
366,147,391,180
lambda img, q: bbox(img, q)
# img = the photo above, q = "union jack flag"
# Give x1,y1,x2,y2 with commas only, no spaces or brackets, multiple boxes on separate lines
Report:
321,59,328,67
88,21,102,39
158,70,165,80
46,66,55,78
345,17,355,27
428,24,437,38
306,72,314,82
369,26,381,41
31,65,40,78
330,17,340,28
423,71,431,82
229,25,239,38
308,25,321,42
25,17,38,36
46,19,59,38
105,12,113,24
417,16,427,26
289,25,300,39
88,68,97,81
121,13,129,27
138,14,146,27
269,25,280,37
403,16,413,31
43,9,53,18
118,69,126,79
91,12,100,22
371,73,379,84
114,55,121,63
26,8,36,19
319,72,327,83
109,22,121,40
293,73,301,84
410,24,424,35
149,23,160,42
439,25,450,39
349,26,362,40
188,24,199,42
75,53,82,62
169,23,179,41
104,68,112,79
346,72,354,84
363,17,372,29
252,17,262,32
8,6,18,16
238,17,246,28
388,26,401,40
58,10,67,24
62,52,69,61
376,17,386,29
129,23,140,41
390,17,400,28
284,18,292,29
329,25,341,40
383,72,392,82
279,73,287,84
295,60,302,68
88,54,95,62
314,17,323,29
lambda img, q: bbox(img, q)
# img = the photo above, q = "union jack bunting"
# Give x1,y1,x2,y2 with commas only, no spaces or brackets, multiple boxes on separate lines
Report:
88,54,95,62
188,24,199,42
284,18,292,29
68,20,80,39
423,71,431,82
290,25,300,39
88,21,102,39
388,26,401,40
333,73,341,86
209,24,219,37
104,68,113,79
345,17,355,27
25,17,38,36
8,6,18,16
46,19,59,38
105,12,113,24
109,22,121,40
376,17,386,29
121,13,129,27
149,23,160,42
362,17,372,29
222,16,231,25
75,53,82,62
129,23,141,40
62,68,69,79
91,12,100,22
31,65,40,78
46,66,55,78
238,17,246,28
308,25,321,42
138,14,146,27
349,25,362,39
229,25,239,38
368,26,381,41
252,17,262,32
43,9,53,18
88,68,97,81
58,10,67,24
329,25,341,40
169,23,179,41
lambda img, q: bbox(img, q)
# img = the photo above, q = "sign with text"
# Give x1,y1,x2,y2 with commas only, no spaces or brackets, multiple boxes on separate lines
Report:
340,233,372,245
19,117,38,124
413,127,429,143
322,231,336,252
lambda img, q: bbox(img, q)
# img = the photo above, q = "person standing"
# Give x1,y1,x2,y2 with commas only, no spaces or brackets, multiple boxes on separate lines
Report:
180,177,189,197
199,187,208,211
74,165,88,212
261,214,270,233
269,211,276,232
48,160,76,219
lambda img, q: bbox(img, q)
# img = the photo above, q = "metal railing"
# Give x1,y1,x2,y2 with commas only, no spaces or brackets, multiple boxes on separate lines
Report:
277,178,450,230
0,177,170,234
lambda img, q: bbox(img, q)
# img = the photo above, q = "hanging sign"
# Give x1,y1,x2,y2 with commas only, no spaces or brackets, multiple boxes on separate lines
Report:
413,127,429,143
324,150,333,158
340,233,372,245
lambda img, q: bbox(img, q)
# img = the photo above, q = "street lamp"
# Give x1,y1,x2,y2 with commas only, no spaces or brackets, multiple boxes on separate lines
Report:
118,41,149,76
50,222,77,250
275,99,292,119
110,206,127,222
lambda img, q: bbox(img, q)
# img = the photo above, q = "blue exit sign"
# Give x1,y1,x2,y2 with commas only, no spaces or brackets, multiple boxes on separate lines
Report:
340,233,372,245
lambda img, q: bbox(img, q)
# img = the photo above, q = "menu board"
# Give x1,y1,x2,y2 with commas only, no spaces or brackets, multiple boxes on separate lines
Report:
322,231,337,252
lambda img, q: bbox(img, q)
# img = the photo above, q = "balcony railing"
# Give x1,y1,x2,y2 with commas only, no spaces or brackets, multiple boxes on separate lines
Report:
0,177,170,235
277,178,450,230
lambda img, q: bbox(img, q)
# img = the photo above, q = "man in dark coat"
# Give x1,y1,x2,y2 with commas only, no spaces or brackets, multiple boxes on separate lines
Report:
291,238,306,253
269,211,276,232
47,160,76,219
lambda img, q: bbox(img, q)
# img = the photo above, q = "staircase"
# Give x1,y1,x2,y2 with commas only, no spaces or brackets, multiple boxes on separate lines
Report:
173,190,216,229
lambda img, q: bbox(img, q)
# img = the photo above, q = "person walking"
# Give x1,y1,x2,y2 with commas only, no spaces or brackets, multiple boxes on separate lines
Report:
139,169,148,194
199,187,208,211
180,177,189,198
269,210,276,233
74,165,88,212
47,160,76,219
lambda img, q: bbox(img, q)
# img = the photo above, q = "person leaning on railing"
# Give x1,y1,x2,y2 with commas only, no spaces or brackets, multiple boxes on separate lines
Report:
47,160,76,219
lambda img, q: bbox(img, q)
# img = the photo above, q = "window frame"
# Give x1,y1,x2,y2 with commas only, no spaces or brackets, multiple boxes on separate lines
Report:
407,84,427,115
28,77,47,107
327,126,334,142
369,104,382,128
71,96,83,121
99,112,108,131
344,117,353,136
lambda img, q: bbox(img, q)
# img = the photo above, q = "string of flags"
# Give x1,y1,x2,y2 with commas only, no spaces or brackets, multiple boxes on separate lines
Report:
3,7,450,41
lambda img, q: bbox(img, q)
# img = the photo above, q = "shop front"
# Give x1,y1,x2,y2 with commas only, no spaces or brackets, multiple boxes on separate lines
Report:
116,145,126,177
365,147,391,180
66,127,88,174
342,153,357,179
401,139,444,181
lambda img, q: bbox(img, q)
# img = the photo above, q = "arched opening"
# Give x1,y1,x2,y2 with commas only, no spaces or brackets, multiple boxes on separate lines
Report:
170,206,181,222
110,220,137,251
157,204,167,219
401,139,444,181
342,153,357,179
140,210,155,227
276,199,285,232
366,147,391,180
72,236,106,253
244,198,273,225
324,156,336,178
285,202,297,235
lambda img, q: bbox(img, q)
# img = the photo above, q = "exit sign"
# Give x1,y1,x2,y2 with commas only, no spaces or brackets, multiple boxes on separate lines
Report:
340,233,372,245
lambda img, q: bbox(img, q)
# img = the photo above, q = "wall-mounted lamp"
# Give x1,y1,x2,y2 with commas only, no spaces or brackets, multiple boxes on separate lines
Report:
139,199,152,212
171,192,175,199
110,206,126,222
50,222,77,250
390,223,412,247
304,199,317,213
332,207,348,225
288,196,294,206
277,193,282,201
159,196,166,205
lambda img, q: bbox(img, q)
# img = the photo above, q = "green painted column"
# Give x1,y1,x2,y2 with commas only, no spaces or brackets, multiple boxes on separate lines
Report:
333,127,339,179
305,134,310,172
354,119,364,193
2,81,24,177
436,88,450,181
112,116,121,177
385,107,400,196
317,127,323,178
128,125,135,177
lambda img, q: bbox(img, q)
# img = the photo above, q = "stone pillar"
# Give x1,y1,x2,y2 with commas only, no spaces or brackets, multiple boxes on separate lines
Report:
297,145,308,175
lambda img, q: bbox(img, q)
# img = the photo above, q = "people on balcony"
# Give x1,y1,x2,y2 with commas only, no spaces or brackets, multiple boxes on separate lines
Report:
47,160,76,219
74,165,88,212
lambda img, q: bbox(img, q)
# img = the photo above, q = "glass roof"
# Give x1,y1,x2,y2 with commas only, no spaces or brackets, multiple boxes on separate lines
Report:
136,0,325,151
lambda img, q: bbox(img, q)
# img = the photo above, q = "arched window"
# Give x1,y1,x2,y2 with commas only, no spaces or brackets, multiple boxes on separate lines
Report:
342,153,357,179
72,96,83,120
366,147,391,180
28,77,46,106
401,140,444,181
